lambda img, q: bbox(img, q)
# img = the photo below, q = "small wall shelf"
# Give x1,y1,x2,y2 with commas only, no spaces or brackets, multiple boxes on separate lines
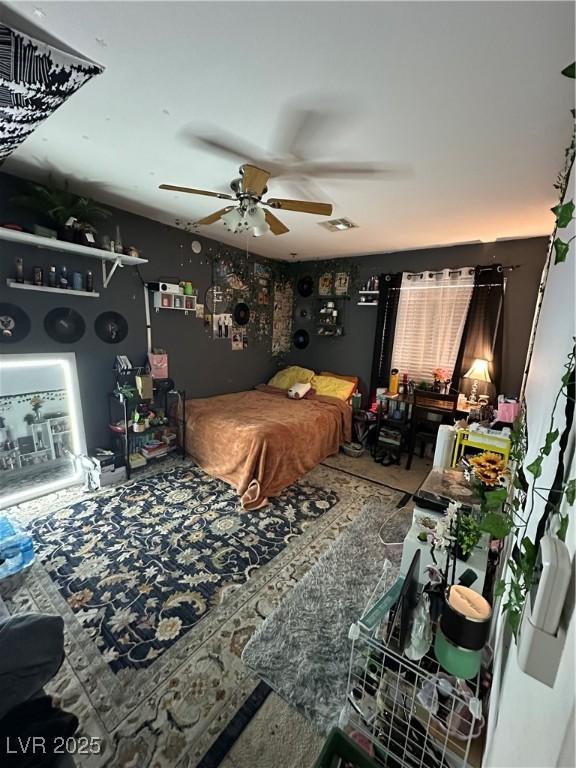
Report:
357,301,378,306
152,291,197,314
0,227,148,288
7,279,100,298
358,290,379,295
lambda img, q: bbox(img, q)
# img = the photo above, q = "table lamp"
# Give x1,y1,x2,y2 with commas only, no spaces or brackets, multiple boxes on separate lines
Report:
463,358,491,402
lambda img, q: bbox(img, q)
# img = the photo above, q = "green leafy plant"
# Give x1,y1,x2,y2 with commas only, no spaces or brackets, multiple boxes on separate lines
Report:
114,384,137,401
497,345,575,637
11,180,111,229
495,65,575,637
456,514,482,557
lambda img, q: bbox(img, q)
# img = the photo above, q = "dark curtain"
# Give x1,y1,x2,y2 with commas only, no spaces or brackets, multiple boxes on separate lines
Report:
453,265,504,399
369,273,403,396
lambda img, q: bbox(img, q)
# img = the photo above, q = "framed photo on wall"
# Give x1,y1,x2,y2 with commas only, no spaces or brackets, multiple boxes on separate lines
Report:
318,272,333,296
334,272,350,296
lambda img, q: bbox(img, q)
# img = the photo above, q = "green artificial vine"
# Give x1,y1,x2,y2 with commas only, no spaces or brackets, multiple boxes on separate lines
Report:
495,62,576,637
497,345,575,635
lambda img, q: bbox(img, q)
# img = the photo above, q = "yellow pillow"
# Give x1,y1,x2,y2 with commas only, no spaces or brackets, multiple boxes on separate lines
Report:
268,366,315,390
311,374,356,401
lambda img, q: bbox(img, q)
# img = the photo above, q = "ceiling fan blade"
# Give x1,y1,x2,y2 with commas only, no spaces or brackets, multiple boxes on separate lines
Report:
293,161,408,178
181,127,268,164
265,198,333,216
264,210,289,236
196,207,234,225
274,107,338,160
241,164,271,197
159,183,234,200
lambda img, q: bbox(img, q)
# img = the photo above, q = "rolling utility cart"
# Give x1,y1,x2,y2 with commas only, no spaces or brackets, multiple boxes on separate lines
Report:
109,371,186,479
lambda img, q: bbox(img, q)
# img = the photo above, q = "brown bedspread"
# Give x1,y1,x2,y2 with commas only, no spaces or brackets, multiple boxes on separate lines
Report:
184,385,351,509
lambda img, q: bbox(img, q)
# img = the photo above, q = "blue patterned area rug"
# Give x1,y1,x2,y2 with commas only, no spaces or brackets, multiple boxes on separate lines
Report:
28,465,338,674
7,461,402,767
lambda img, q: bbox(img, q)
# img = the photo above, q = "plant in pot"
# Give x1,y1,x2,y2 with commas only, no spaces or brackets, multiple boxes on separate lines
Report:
132,410,147,433
11,180,111,243
30,395,44,422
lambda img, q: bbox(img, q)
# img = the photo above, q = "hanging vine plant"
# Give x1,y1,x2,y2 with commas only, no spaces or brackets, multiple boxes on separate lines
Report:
496,62,576,637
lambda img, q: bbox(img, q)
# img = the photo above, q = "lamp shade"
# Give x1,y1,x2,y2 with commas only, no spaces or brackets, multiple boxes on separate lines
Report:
245,206,269,237
222,208,246,233
463,358,491,382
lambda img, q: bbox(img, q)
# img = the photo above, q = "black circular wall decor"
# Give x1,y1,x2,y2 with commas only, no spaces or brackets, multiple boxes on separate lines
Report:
233,302,251,326
295,301,313,322
44,308,85,344
297,275,314,298
0,303,30,343
293,329,310,350
95,311,129,343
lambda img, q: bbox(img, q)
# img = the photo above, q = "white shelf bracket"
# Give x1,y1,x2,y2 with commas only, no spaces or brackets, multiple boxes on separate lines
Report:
101,256,124,288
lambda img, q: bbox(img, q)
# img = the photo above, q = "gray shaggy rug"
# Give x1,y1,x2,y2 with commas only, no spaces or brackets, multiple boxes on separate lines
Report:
241,496,412,733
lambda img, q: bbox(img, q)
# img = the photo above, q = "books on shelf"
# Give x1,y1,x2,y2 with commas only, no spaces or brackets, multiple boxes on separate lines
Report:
129,452,147,469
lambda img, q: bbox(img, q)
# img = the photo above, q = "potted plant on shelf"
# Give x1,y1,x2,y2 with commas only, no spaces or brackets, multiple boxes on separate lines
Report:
11,180,111,243
132,410,147,433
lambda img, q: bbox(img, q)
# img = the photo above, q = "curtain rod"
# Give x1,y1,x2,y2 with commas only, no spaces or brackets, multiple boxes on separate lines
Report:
478,264,520,272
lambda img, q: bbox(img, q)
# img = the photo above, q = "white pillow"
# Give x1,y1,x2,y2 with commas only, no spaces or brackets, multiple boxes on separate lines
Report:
287,382,311,400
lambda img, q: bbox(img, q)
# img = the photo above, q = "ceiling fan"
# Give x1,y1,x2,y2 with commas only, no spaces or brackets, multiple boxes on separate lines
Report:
159,163,332,237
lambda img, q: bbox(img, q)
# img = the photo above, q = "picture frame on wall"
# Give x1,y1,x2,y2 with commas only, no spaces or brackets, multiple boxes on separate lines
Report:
318,272,333,296
334,272,350,296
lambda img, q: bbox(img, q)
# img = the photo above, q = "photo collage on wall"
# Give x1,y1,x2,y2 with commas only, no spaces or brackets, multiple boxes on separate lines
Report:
206,255,277,351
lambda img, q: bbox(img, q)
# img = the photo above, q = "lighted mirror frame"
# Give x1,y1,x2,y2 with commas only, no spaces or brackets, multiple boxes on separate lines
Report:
0,353,87,509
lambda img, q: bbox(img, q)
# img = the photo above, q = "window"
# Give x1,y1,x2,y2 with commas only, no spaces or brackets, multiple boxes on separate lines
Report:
390,269,474,384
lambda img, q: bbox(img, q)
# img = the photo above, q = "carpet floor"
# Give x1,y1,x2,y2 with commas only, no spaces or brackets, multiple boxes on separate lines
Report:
242,497,411,733
321,450,432,494
5,458,403,768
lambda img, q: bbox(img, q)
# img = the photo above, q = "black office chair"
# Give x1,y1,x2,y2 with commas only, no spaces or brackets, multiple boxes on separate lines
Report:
405,390,458,470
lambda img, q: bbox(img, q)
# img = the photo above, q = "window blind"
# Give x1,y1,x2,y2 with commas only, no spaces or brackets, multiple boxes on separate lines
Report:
390,269,474,384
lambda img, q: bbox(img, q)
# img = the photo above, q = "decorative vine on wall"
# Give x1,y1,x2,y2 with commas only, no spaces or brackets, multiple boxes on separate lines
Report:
496,61,576,636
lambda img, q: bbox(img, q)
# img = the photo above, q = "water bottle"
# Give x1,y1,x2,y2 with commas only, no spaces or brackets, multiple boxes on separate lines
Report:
0,516,15,541
18,533,35,566
0,516,35,577
0,537,23,575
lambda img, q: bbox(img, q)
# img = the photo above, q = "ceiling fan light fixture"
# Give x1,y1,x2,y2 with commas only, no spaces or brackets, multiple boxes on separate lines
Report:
221,207,245,233
245,205,269,237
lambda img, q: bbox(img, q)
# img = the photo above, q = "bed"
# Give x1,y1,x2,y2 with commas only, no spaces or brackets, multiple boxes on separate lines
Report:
183,377,353,509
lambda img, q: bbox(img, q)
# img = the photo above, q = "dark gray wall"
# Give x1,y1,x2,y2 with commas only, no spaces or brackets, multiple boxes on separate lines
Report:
1,167,548,450
0,171,278,451
287,238,548,401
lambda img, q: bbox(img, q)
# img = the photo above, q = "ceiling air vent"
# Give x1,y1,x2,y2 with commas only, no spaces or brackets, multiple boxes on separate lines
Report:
318,217,359,232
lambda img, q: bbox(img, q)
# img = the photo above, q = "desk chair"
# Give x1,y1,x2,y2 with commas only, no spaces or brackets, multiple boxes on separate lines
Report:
405,390,458,470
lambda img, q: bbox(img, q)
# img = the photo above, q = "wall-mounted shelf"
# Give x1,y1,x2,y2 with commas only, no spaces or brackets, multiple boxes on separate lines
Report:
357,301,378,306
0,228,148,288
358,290,379,295
7,279,100,298
152,291,197,313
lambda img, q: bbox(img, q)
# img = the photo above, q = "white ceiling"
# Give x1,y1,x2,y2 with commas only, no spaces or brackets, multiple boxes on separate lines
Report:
2,1,574,261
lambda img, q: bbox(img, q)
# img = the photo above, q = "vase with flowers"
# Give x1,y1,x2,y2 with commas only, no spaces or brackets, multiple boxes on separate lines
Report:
432,368,451,394
30,395,44,423
467,451,514,540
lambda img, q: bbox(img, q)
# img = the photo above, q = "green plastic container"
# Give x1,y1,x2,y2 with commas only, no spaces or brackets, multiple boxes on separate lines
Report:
434,627,481,680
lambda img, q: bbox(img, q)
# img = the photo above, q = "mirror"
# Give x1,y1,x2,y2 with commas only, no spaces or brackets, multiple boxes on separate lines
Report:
0,353,86,509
